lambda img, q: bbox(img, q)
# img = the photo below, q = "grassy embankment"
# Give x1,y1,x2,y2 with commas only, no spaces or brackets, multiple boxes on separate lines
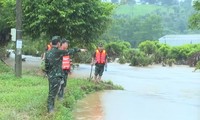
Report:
114,4,173,17
0,61,123,120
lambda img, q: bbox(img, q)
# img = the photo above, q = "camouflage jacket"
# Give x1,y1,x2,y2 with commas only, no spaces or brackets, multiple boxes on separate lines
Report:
45,47,80,79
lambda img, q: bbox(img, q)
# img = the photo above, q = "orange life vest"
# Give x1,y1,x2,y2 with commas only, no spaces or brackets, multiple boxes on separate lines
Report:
95,49,106,64
62,55,71,70
47,44,52,51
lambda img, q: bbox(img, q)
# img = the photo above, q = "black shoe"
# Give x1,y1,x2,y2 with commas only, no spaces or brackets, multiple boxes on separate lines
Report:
48,106,54,113
48,108,54,113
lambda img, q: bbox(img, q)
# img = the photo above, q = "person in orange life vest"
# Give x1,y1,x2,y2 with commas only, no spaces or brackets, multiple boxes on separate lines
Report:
40,41,52,72
41,41,52,60
47,42,52,51
58,39,71,99
91,43,107,82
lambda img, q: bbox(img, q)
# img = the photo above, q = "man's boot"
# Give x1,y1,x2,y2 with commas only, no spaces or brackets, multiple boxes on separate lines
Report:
48,105,54,113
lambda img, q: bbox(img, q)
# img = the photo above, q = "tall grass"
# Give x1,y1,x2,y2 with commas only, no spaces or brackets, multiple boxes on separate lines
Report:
0,62,123,120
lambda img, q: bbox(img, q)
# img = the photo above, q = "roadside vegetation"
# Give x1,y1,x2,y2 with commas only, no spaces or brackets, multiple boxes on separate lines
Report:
0,62,123,120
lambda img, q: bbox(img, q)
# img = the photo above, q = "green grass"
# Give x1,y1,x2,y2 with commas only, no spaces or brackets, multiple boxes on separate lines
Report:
114,4,173,17
0,61,12,73
0,62,123,120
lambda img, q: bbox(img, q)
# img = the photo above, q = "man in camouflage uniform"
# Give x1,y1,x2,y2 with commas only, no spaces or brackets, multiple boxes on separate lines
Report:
57,39,70,100
45,36,86,113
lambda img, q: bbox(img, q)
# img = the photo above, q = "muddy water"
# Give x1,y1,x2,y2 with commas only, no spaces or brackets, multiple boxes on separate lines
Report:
73,63,200,120
72,92,104,120
5,53,200,120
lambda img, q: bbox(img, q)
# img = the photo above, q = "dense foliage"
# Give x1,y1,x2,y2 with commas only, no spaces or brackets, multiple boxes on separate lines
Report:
23,0,115,46
104,39,200,67
132,40,200,66
0,0,15,59
189,0,200,30
0,0,115,59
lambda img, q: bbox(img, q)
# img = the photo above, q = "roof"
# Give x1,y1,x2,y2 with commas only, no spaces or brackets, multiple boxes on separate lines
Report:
159,34,200,46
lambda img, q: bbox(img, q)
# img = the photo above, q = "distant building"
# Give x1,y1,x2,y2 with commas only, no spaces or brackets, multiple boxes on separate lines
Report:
101,0,142,4
159,34,200,46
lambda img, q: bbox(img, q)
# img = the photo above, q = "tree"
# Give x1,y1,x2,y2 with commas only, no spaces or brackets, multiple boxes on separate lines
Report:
189,1,200,30
23,0,115,46
105,41,131,60
141,14,163,40
0,0,15,59
130,15,163,47
158,44,170,59
138,40,157,55
103,14,163,47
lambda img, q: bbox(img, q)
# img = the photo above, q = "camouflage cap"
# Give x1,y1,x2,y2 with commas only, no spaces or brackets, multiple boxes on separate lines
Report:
51,36,60,41
51,36,61,45
61,38,69,43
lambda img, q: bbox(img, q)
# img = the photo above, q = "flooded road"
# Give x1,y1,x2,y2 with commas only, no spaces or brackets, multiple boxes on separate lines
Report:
4,53,200,120
73,63,200,120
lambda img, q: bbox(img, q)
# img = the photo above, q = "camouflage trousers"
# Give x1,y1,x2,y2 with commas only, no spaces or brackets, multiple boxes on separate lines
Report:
47,77,63,112
58,70,68,98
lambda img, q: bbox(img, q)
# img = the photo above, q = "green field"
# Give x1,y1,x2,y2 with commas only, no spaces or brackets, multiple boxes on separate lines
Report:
114,4,173,17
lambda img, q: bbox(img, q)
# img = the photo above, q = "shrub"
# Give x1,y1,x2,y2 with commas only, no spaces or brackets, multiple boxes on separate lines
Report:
105,41,131,61
166,58,176,67
118,56,126,64
73,51,93,63
130,51,152,66
193,61,200,72
122,49,135,63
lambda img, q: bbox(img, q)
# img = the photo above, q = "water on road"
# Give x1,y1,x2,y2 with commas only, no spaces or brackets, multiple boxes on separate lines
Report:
4,53,200,120
73,63,200,120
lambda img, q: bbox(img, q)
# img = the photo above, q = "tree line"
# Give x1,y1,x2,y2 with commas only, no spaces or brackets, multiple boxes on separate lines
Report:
0,0,200,63
101,1,199,47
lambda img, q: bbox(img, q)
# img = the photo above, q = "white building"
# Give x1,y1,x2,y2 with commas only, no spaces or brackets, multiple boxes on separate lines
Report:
159,34,200,46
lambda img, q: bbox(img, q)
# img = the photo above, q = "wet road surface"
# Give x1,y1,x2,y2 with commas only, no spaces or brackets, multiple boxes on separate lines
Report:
73,63,200,120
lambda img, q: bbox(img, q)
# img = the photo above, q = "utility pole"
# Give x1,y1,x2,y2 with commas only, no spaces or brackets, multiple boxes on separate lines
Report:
15,0,22,77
